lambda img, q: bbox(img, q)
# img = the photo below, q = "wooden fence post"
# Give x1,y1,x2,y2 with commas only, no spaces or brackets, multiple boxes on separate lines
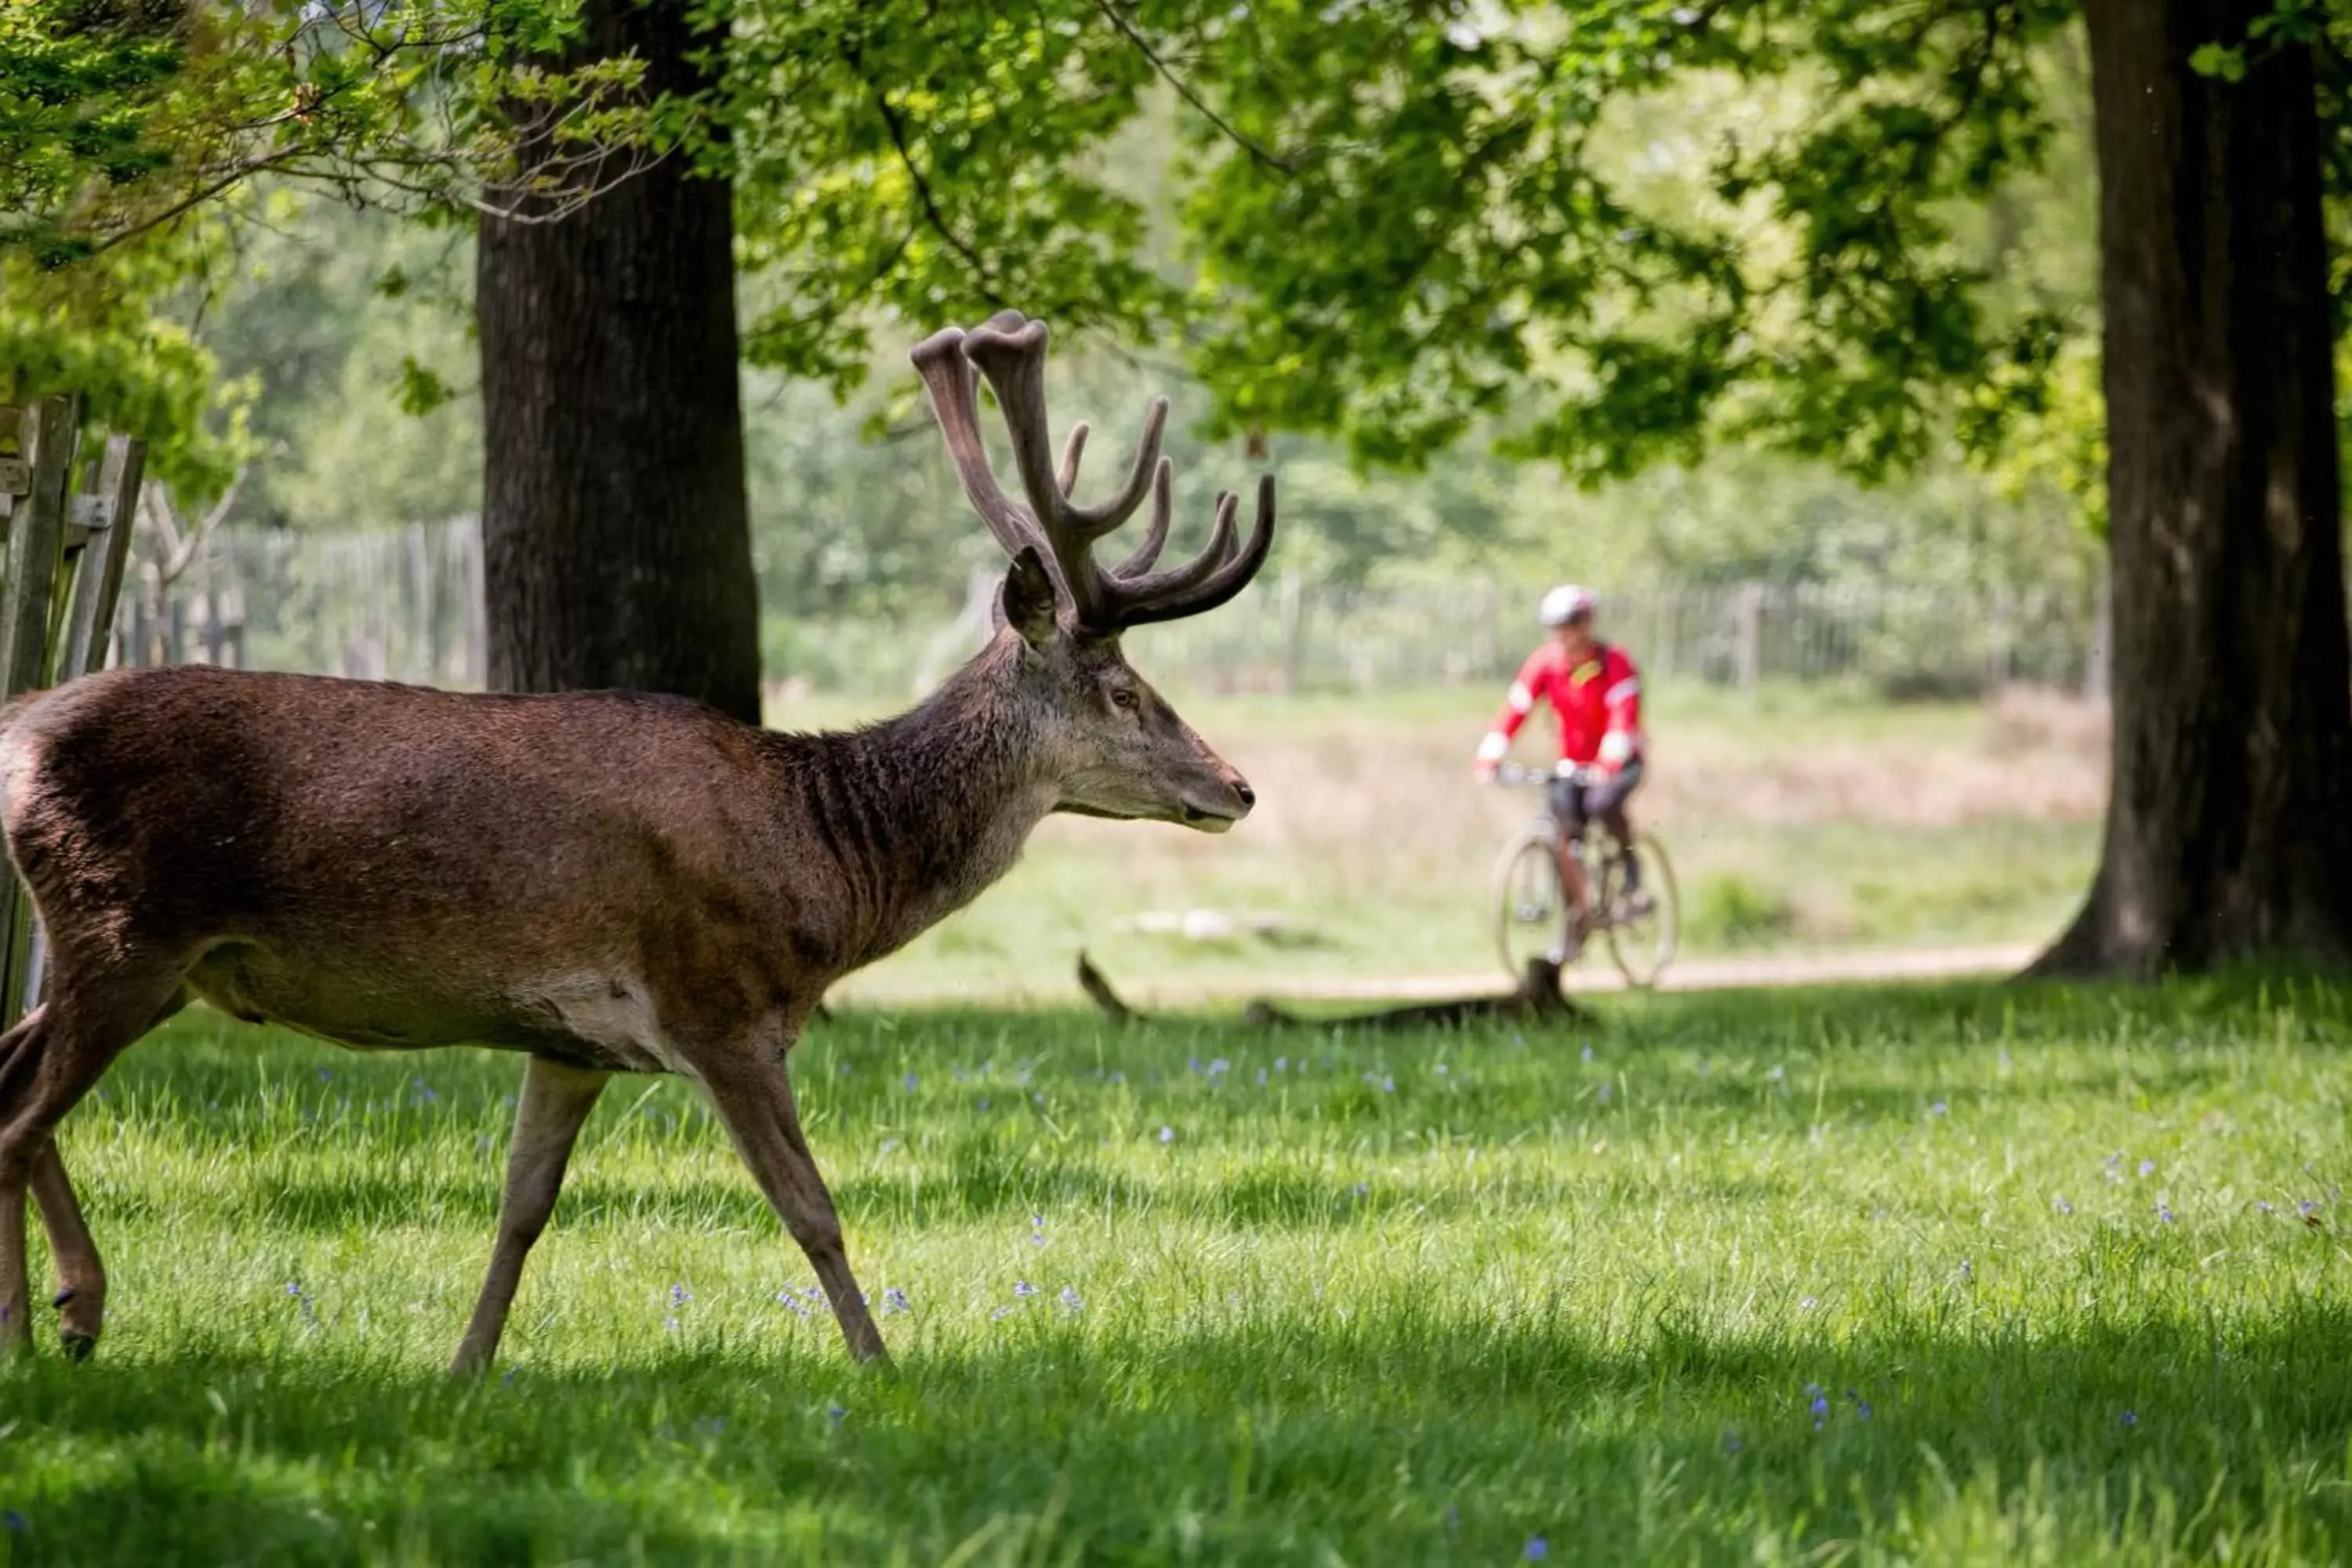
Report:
0,401,147,1024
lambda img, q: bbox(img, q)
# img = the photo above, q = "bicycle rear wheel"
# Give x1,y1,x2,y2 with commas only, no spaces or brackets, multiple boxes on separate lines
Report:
1600,833,1679,989
1490,823,1570,982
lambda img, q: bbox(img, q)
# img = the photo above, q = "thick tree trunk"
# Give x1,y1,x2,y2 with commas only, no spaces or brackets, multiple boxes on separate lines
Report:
2038,2,2352,976
475,0,760,724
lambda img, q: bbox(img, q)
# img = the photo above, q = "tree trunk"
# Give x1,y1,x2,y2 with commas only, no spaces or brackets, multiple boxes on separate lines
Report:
2037,2,2352,976
475,0,760,724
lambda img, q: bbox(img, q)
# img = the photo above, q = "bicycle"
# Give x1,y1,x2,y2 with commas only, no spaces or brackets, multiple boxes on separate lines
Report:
1487,761,1680,989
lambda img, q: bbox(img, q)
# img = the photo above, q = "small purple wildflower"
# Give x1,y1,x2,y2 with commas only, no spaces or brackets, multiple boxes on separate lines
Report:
2158,1202,2176,1224
777,1290,812,1318
285,1282,303,1298
989,1305,1014,1321
1256,1069,1269,1087
2256,1200,2276,1214
670,1283,692,1308
1597,1083,1612,1105
1209,1058,1230,1078
2300,1200,2320,1218
1848,1392,1872,1420
1798,1296,1819,1312
1722,1429,1744,1455
827,1404,848,1422
880,1287,911,1316
1014,1280,1038,1298
1766,1064,1786,1083
1158,1126,1175,1145
1929,1102,1948,1117
662,1316,681,1332
1348,1181,1370,1198
2053,1196,2074,1215
902,1072,918,1093
2121,1410,2139,1429
1808,1383,1830,1430
2139,1159,2157,1178
1059,1286,1083,1314
1275,1057,1288,1072
1381,1076,1396,1093
1581,1044,1594,1064
1524,1537,1549,1563
2,1510,26,1535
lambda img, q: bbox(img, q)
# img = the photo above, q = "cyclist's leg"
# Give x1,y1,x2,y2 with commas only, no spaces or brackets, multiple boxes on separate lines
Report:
1591,760,1646,898
1545,775,1594,955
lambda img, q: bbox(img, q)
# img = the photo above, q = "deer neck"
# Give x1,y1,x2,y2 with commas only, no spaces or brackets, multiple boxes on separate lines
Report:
808,639,1058,965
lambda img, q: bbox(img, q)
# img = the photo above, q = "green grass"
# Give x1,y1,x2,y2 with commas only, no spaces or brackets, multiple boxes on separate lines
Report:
5,973,2351,1564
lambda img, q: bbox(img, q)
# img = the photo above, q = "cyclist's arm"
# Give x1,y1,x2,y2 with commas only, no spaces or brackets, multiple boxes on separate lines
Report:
1598,654,1642,775
1475,652,1548,777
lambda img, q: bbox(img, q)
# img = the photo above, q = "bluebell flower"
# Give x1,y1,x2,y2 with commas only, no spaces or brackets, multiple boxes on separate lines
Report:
881,1287,911,1316
1274,1057,1287,1072
1256,1069,1269,1087
2121,1410,2139,1428
670,1283,691,1308
1014,1280,1038,1298
662,1316,681,1331
1597,1083,1612,1105
828,1404,848,1422
1381,1076,1396,1093
1059,1286,1083,1314
2139,1159,2156,1178
2300,1200,2320,1218
1158,1126,1175,1145
2256,1200,2275,1214
2053,1196,2074,1214
902,1073,918,1092
2158,1202,2176,1224
1580,1044,1593,1064
1929,1102,1948,1117
990,1305,1013,1321
776,1290,812,1319
1798,1296,1819,1312
1524,1537,1549,1562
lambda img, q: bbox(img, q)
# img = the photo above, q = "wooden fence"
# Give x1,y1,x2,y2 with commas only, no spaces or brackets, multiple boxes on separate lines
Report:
132,514,2111,702
0,397,144,1023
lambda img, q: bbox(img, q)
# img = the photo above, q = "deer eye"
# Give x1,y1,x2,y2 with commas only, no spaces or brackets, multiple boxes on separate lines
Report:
1109,686,1140,712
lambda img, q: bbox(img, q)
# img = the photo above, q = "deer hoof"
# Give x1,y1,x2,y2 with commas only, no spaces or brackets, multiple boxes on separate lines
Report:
60,1330,96,1363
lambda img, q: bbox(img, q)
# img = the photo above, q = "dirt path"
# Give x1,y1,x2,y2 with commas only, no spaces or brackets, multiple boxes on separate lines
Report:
833,942,2042,1011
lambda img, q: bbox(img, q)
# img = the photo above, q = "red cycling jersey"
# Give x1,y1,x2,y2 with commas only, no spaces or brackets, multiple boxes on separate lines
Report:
1477,641,1644,771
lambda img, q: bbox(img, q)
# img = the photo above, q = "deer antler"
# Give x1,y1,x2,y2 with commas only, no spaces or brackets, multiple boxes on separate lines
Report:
910,310,1275,633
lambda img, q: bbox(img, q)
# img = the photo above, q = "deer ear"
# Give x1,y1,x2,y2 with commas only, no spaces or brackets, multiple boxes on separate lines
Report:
998,546,1062,648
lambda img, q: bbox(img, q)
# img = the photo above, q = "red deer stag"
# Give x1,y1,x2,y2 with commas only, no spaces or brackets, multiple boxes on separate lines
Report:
0,311,1272,1371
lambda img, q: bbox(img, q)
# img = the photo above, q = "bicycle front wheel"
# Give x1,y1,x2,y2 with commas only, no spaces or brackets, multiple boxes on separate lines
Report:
1601,833,1679,989
1490,823,1569,983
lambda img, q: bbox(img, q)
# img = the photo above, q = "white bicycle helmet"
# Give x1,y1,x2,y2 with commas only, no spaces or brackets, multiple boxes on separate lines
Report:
1537,583,1597,627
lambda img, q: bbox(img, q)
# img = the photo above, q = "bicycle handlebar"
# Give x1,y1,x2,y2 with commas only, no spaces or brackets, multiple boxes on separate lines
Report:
1489,760,1601,788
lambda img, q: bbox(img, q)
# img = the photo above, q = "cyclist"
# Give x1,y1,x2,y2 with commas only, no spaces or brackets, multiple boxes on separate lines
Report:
1472,583,1647,958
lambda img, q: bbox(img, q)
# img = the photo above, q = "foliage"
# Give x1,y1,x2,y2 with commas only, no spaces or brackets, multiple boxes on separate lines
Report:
6,975,2352,1560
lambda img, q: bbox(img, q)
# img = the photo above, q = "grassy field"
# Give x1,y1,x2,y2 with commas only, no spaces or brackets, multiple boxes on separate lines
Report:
4,971,2350,1563
776,678,2106,1002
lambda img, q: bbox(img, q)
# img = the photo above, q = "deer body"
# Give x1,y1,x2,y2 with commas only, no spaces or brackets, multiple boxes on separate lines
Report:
0,313,1274,1371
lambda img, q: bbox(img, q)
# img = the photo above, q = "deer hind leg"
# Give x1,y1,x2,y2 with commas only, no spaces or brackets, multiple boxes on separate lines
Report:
0,961,185,1354
450,1056,609,1376
696,1036,888,1365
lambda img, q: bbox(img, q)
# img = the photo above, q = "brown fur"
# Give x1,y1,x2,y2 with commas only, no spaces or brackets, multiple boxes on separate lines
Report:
0,314,1271,1371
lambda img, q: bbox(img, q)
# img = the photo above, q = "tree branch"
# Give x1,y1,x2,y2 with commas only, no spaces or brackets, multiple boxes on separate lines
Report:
1092,0,1294,174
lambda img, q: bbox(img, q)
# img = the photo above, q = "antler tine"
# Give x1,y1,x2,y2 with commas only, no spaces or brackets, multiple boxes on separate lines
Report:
1061,396,1167,541
910,326,1043,563
1110,457,1174,579
1109,474,1278,629
1058,423,1090,496
1109,489,1239,607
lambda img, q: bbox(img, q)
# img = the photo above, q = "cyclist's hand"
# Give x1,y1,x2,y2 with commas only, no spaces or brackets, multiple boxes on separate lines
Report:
1473,759,1499,784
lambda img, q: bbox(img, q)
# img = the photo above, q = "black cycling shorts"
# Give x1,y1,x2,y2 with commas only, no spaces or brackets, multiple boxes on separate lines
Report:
1547,759,1644,835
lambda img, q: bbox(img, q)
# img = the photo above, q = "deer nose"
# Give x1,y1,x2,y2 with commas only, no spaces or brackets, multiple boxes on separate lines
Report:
1232,778,1256,810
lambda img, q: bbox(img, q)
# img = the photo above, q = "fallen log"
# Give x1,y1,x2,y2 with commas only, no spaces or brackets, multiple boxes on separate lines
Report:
1076,952,1595,1030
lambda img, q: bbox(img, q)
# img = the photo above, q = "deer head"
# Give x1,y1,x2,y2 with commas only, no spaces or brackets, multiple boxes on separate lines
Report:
911,312,1274,832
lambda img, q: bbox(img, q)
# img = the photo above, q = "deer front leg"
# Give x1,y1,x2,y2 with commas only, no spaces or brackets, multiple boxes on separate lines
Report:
29,1138,103,1359
699,1040,888,1365
450,1056,609,1375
